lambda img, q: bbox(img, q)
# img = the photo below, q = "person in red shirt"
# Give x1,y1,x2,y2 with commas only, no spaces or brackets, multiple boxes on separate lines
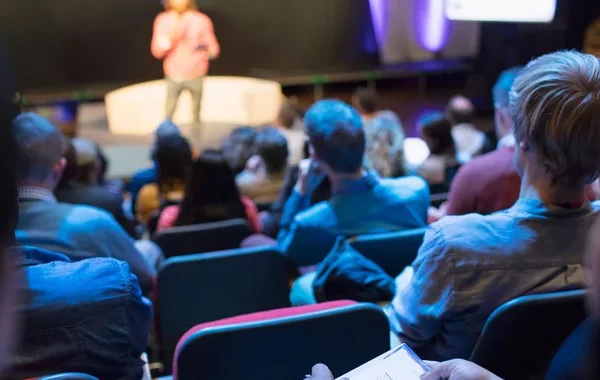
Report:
151,0,220,125
429,68,522,222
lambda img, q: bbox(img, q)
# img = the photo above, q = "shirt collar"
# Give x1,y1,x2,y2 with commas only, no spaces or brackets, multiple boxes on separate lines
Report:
510,197,593,218
17,186,57,203
332,172,379,197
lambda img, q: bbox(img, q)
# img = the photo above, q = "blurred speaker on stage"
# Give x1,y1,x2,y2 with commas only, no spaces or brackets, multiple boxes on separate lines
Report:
151,0,220,137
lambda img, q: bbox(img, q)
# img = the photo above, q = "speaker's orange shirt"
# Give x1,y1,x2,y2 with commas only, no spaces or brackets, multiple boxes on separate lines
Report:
151,10,220,80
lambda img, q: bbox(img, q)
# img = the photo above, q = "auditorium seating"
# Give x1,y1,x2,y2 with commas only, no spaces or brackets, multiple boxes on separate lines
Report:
173,301,390,380
38,374,99,380
470,289,587,380
349,227,427,276
157,246,290,372
153,218,252,258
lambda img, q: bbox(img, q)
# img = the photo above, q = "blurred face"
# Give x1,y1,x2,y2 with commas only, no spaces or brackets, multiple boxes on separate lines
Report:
584,219,600,321
168,0,191,13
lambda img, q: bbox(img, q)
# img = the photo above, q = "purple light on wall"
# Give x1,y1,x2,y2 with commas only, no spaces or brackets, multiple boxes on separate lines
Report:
369,0,388,47
415,0,450,52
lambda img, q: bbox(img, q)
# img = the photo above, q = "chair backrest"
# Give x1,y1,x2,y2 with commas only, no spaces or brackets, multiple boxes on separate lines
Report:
470,289,587,380
350,228,426,277
38,374,99,380
153,218,252,258
157,246,290,372
174,303,390,380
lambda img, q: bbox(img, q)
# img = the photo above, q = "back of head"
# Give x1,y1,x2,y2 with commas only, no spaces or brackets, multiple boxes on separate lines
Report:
510,51,600,184
254,127,289,174
154,133,192,190
277,102,301,129
176,150,245,226
221,126,258,174
57,140,77,186
71,137,99,183
493,67,523,109
304,99,365,174
155,119,180,140
13,112,65,185
418,112,456,156
446,95,476,125
352,87,379,115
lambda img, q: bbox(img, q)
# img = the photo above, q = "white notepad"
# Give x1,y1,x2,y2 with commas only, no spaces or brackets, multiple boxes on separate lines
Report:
336,344,430,380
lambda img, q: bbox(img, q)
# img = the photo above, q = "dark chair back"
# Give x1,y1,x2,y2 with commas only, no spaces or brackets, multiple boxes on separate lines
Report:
470,289,587,380
153,218,252,258
350,228,426,277
175,303,390,380
157,246,290,372
39,374,99,380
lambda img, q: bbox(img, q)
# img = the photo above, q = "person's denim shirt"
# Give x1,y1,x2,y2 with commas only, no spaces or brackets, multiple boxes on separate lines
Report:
8,246,153,380
277,173,429,266
386,198,598,361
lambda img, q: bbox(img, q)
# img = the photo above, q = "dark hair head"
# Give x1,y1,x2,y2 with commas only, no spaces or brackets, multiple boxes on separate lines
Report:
493,67,523,108
446,95,476,125
305,100,365,174
418,112,456,156
221,126,258,174
57,140,77,187
154,133,192,192
254,127,289,174
277,103,301,129
353,87,379,114
175,150,246,226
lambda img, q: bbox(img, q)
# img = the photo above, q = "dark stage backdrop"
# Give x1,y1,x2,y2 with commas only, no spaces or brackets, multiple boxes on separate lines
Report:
0,0,379,92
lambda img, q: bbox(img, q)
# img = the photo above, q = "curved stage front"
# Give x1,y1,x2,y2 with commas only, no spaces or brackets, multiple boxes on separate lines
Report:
105,76,283,149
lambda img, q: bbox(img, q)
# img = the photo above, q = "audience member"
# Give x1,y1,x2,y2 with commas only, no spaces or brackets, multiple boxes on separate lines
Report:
417,112,460,193
260,144,332,238
221,126,258,175
277,99,429,269
274,102,306,165
13,113,158,292
9,247,152,379
128,119,181,215
428,68,522,222
352,87,405,177
446,95,486,158
55,138,141,238
136,132,192,224
236,126,289,204
386,51,600,361
157,149,261,232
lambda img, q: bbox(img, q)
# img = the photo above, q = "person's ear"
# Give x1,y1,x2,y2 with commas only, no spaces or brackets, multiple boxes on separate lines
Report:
52,158,66,181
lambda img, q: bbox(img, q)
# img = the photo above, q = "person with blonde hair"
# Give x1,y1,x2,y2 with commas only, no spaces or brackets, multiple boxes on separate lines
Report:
381,50,600,361
151,0,220,127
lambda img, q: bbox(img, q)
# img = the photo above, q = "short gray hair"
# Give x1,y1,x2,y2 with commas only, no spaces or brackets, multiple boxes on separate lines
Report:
13,112,66,182
510,51,600,184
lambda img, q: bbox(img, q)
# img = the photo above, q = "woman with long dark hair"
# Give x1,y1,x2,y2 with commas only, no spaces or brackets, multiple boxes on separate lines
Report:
157,150,261,232
136,133,192,224
417,112,460,193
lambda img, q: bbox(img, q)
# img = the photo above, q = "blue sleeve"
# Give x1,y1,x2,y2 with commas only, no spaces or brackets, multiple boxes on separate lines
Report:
384,224,454,359
277,190,312,237
68,207,156,292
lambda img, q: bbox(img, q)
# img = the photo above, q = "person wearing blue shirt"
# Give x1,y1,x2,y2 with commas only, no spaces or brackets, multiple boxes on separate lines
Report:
283,100,429,305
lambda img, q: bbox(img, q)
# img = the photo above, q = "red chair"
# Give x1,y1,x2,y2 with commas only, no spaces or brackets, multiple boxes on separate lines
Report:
173,301,390,380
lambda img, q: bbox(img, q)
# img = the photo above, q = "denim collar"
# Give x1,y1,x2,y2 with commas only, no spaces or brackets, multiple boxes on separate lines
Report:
510,198,594,218
332,172,379,197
